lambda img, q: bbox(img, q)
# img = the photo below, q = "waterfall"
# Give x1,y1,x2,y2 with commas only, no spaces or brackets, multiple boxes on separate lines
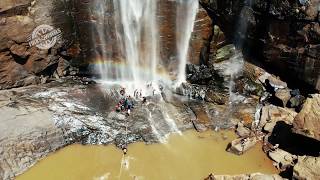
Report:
109,0,159,84
235,0,254,48
95,0,199,91
176,0,199,85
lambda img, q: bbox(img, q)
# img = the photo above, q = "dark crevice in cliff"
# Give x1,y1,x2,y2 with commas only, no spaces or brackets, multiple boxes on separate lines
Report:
37,63,59,77
0,3,30,18
10,53,29,65
268,121,320,157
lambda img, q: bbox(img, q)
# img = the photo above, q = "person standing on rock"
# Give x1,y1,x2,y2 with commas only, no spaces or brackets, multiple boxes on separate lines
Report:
126,96,133,116
142,96,147,104
120,88,126,96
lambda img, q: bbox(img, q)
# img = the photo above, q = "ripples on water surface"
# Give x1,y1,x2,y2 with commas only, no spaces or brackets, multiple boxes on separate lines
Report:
17,130,277,180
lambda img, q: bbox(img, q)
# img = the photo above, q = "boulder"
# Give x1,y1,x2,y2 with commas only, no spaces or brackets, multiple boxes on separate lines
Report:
259,105,297,132
205,90,228,105
0,51,30,89
293,94,320,141
288,95,305,109
258,75,288,90
227,137,258,155
236,122,251,138
56,58,70,77
293,156,320,180
263,122,277,133
9,43,30,58
214,44,236,63
275,88,291,107
0,16,35,47
208,25,226,63
186,64,213,84
268,148,297,170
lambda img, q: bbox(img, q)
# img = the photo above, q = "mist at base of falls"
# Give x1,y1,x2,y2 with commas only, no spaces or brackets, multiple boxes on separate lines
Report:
94,0,199,92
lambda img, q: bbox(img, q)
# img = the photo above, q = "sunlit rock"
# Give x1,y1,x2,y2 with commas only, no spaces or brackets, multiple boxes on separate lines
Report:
293,94,320,141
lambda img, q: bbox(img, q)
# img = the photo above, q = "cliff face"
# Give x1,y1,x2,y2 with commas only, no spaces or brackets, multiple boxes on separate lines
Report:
200,0,320,91
1,0,319,91
0,0,212,88
0,0,78,89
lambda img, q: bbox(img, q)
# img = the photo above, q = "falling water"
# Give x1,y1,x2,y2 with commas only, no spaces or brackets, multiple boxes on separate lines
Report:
96,0,199,89
235,0,254,48
147,110,167,143
227,52,245,103
94,0,198,141
227,0,253,103
176,0,199,85
163,112,182,135
100,0,159,84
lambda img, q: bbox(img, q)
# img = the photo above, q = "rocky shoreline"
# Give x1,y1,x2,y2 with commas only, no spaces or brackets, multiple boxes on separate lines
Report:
0,62,319,179
0,74,255,179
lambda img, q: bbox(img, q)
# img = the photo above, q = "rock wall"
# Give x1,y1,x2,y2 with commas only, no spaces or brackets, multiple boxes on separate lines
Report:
157,0,213,70
2,0,319,92
200,0,320,91
0,0,213,89
0,0,79,90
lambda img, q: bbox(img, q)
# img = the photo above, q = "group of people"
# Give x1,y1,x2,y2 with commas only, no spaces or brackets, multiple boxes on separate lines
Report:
114,82,163,116
115,88,135,115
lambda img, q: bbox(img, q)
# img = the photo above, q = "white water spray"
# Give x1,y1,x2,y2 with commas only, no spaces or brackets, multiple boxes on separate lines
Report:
163,112,182,135
147,110,167,143
176,0,199,85
106,0,159,84
96,0,199,89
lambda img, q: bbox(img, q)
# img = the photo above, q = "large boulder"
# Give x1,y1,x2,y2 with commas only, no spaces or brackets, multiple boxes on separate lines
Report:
275,88,291,107
259,105,297,133
293,94,320,141
236,122,251,137
268,148,297,170
293,156,320,180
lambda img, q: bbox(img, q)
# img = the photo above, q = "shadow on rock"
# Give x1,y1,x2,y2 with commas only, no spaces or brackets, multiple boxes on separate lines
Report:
268,121,320,157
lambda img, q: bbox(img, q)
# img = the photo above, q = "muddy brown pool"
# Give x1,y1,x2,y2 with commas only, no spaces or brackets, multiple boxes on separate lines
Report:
17,130,277,180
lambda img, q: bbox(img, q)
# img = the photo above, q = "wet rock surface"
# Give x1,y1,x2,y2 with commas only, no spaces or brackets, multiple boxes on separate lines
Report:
0,77,261,179
0,99,65,179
